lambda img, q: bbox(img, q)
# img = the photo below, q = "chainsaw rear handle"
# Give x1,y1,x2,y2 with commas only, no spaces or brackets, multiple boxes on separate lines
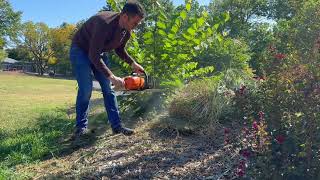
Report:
131,70,147,77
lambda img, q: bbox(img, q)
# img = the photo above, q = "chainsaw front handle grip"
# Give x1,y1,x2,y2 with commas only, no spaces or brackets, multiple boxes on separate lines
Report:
131,71,147,76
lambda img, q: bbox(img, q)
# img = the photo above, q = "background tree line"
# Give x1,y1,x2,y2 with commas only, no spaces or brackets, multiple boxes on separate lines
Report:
1,0,317,81
1,0,320,178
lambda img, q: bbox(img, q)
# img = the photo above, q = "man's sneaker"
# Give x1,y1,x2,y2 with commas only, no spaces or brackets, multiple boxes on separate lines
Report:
70,128,91,141
112,127,134,136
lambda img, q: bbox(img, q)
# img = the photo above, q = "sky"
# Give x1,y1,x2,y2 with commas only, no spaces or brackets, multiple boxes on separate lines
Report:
9,0,211,28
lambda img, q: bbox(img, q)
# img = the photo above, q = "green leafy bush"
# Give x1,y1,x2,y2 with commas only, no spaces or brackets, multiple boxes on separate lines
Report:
108,0,231,89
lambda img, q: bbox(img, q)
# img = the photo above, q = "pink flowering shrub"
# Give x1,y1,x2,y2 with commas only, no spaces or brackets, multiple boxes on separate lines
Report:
230,50,320,178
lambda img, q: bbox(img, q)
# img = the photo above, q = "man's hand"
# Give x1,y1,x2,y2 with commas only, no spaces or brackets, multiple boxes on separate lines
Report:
108,75,125,89
131,61,145,74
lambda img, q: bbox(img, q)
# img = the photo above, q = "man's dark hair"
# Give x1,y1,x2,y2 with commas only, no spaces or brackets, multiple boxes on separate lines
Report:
121,0,146,18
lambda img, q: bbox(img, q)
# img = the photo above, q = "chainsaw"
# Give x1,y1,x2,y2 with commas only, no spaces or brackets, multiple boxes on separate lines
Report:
112,72,160,96
124,71,155,90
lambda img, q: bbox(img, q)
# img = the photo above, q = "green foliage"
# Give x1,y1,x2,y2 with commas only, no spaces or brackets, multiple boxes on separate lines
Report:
0,165,20,180
0,0,22,45
0,37,7,62
0,72,94,176
106,1,251,90
136,2,231,88
231,1,320,174
0,110,74,179
106,1,231,89
208,0,269,37
106,0,123,11
197,38,252,73
269,0,305,20
6,45,31,61
21,22,53,75
50,23,76,75
0,49,7,62
278,0,320,61
246,23,275,76
237,59,320,179
262,13,320,173
180,1,320,177
104,1,253,121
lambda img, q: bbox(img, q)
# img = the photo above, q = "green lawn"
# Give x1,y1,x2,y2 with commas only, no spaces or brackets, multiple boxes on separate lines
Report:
0,72,102,179
0,72,78,130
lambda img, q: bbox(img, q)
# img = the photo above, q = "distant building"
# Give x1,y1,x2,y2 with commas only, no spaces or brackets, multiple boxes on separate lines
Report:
1,57,35,72
1,57,20,71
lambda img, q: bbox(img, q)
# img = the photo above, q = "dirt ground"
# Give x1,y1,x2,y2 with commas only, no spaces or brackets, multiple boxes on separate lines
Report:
18,115,241,180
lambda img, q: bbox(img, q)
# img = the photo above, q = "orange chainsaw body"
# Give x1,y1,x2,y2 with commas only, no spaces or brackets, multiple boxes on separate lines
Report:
124,76,146,90
123,72,155,91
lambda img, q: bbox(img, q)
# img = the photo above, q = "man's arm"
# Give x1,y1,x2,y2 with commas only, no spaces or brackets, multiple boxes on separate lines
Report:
115,43,145,73
88,19,113,77
89,20,124,87
114,34,145,73
114,43,135,65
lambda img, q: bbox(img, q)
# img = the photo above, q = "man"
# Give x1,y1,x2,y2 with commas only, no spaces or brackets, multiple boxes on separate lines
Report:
70,1,145,138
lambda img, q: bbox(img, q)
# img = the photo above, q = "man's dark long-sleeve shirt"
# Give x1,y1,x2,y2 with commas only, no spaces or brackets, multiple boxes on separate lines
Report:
72,11,135,77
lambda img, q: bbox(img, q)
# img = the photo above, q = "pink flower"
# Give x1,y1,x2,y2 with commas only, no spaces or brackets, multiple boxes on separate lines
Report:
240,149,251,158
236,160,247,177
236,168,245,177
242,127,249,135
275,135,285,144
258,111,265,120
253,76,266,82
260,76,266,80
242,127,250,135
252,121,259,131
274,53,286,60
240,160,245,165
239,85,246,95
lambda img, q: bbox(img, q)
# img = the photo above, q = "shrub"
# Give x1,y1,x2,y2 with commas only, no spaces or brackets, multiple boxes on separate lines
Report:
232,51,320,178
168,68,254,133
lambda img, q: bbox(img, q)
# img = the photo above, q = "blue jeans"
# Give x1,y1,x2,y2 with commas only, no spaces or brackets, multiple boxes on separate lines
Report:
69,44,121,131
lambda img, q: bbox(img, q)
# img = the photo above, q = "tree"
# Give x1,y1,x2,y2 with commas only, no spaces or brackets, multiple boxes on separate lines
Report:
0,0,21,61
0,48,6,62
268,0,305,20
0,0,22,46
0,38,6,60
20,22,54,75
245,23,275,75
50,23,76,75
108,0,237,88
282,0,320,61
207,0,279,76
104,0,175,45
6,44,31,61
208,0,269,38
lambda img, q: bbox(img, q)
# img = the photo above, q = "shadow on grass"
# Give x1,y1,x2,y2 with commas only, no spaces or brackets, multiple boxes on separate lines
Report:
0,109,80,167
0,96,146,170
